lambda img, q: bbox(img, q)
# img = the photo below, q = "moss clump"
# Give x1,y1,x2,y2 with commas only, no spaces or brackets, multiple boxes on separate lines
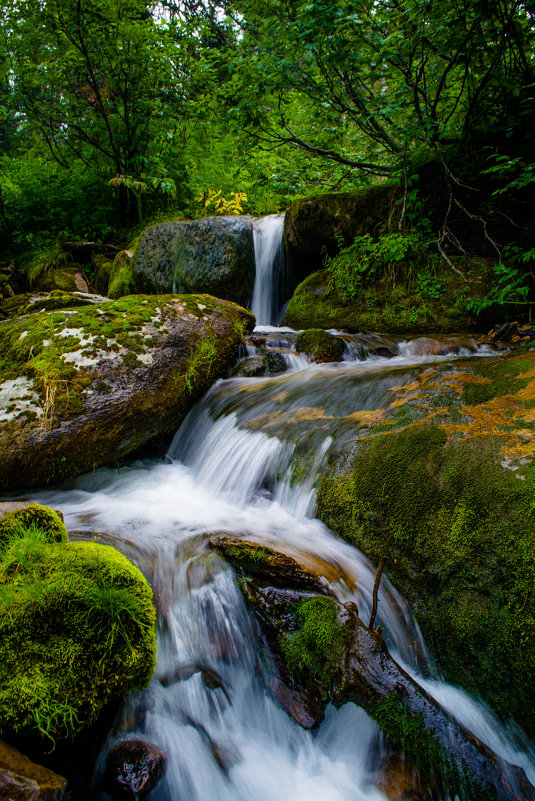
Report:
0,511,156,744
279,597,347,698
107,250,136,299
462,357,533,404
0,503,67,545
318,423,535,735
296,329,345,362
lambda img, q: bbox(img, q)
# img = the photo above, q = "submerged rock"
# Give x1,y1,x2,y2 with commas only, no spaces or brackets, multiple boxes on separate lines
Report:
318,347,535,737
0,505,156,744
132,216,255,308
0,294,253,490
0,738,66,801
103,738,166,801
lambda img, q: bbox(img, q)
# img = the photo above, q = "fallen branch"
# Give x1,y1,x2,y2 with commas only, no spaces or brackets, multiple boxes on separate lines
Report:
368,557,386,629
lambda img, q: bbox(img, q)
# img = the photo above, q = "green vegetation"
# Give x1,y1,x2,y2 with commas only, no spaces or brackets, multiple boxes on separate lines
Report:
295,329,345,362
278,596,347,699
318,418,535,735
0,506,156,744
0,503,67,544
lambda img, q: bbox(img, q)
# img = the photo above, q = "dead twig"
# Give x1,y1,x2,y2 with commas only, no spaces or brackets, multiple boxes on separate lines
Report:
368,557,387,630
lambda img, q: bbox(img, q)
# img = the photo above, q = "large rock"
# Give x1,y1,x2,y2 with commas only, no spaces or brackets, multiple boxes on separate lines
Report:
103,738,166,801
0,739,66,801
31,265,90,294
132,217,255,308
284,184,399,281
0,505,156,744
0,294,253,490
317,346,535,736
282,257,499,333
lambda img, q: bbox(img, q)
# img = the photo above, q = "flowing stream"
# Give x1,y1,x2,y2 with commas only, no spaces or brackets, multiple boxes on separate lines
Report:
21,221,535,798
31,342,535,800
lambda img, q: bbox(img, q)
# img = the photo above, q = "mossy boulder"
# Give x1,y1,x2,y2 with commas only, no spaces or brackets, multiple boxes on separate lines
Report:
132,217,255,308
284,184,399,282
108,249,136,299
31,265,90,294
0,294,254,490
0,503,67,545
0,290,110,320
283,256,498,333
92,255,113,296
296,329,345,362
0,506,156,744
317,347,535,736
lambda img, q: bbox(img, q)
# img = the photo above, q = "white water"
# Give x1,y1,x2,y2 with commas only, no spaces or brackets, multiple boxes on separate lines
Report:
27,346,535,800
252,215,286,326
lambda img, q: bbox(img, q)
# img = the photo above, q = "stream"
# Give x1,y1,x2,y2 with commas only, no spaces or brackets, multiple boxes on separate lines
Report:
19,216,535,799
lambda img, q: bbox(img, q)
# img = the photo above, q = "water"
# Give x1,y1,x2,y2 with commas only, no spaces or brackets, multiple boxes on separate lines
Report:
252,215,286,326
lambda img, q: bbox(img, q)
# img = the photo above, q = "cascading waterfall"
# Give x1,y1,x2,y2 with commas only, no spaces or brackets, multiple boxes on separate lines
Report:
252,214,286,326
30,342,535,800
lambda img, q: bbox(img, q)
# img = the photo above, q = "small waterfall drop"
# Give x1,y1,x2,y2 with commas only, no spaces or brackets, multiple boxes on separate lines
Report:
252,214,286,326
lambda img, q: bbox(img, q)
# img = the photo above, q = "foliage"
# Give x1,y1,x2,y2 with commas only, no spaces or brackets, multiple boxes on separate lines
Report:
465,262,532,315
326,232,426,301
0,507,156,744
195,188,248,216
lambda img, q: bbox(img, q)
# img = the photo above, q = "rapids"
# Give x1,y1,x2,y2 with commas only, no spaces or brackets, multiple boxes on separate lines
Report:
29,340,535,800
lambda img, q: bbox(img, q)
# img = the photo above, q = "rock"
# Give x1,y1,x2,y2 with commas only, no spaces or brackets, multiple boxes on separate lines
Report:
295,329,345,362
103,738,166,801
282,256,500,334
231,355,267,377
108,250,136,299
0,739,66,801
31,265,90,294
284,185,399,281
0,294,253,490
264,350,288,374
218,539,534,801
92,255,114,295
0,291,111,320
317,348,535,737
209,536,330,593
0,505,156,743
132,217,255,308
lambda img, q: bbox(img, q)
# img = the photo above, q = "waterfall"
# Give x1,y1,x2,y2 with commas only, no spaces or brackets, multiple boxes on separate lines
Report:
252,214,286,326
29,343,535,800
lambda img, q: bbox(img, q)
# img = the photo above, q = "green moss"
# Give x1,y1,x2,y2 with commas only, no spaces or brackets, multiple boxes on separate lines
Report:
184,335,217,391
0,503,67,545
107,250,135,299
296,329,344,362
462,357,533,404
0,513,156,744
278,596,347,698
215,543,275,577
318,424,535,735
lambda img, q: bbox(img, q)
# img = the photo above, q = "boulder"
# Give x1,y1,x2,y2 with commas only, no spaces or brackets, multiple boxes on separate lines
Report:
0,505,156,744
282,256,498,334
31,265,90,294
132,217,255,308
0,291,110,320
0,739,66,801
317,346,535,736
295,329,345,362
0,294,253,490
284,184,399,281
103,738,166,801
108,249,136,299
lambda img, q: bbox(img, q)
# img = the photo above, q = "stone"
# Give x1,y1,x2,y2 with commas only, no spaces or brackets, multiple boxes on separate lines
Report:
132,217,255,308
103,738,166,801
0,739,66,800
31,265,90,294
0,294,253,490
296,329,345,362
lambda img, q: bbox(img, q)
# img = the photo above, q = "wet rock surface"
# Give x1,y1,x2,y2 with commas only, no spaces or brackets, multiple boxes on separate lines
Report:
0,739,66,801
133,216,255,308
0,294,253,490
103,738,166,801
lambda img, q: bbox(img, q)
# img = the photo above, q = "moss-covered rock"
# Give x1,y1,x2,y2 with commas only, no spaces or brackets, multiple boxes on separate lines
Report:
317,348,535,735
92,255,113,296
283,256,497,333
0,503,67,545
31,265,90,294
0,507,156,744
284,184,399,282
295,329,345,362
108,249,136,299
0,294,254,490
0,290,110,320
